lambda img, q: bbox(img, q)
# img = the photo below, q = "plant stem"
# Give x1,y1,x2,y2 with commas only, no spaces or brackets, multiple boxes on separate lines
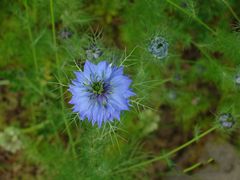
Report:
22,121,50,134
166,0,217,35
183,158,214,173
23,0,43,127
49,0,77,158
23,0,38,75
114,126,217,174
221,0,240,23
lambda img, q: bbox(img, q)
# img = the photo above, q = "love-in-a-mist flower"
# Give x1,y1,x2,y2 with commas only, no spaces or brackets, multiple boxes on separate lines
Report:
235,74,240,86
218,113,235,129
148,36,168,59
59,28,73,40
86,44,103,60
69,60,135,127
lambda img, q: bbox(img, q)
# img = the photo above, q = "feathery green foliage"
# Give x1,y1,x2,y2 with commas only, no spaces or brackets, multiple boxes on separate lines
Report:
1,0,240,179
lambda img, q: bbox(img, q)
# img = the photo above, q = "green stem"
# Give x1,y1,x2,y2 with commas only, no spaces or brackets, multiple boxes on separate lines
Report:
193,42,219,69
221,0,240,23
49,0,77,158
166,0,217,35
23,0,38,74
21,121,50,134
114,126,217,174
183,158,214,173
23,0,43,126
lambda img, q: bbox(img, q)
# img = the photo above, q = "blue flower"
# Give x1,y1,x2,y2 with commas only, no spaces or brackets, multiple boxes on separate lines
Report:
86,44,103,60
59,28,73,40
218,113,235,129
168,90,177,100
235,74,240,86
69,60,135,127
148,36,168,59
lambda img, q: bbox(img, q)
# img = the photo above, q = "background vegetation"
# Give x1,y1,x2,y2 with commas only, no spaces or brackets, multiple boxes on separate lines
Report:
1,0,240,179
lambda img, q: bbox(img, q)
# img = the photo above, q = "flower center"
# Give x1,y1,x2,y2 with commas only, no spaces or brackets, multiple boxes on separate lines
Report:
91,81,104,95
157,43,163,49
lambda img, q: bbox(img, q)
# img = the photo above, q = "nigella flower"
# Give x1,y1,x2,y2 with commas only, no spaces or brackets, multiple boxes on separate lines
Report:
168,90,177,100
69,60,135,127
173,73,182,81
148,36,169,59
218,113,235,129
235,74,240,86
86,44,103,60
59,28,73,40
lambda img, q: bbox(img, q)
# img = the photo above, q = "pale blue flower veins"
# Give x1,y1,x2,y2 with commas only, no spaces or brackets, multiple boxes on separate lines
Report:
69,60,135,127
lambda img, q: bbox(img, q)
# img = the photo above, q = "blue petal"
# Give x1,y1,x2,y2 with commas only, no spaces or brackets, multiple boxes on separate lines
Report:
112,110,120,120
111,75,132,88
96,106,104,125
74,71,85,82
84,60,96,79
68,85,87,95
96,61,108,78
108,94,129,111
104,64,113,79
111,66,123,77
124,90,136,98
